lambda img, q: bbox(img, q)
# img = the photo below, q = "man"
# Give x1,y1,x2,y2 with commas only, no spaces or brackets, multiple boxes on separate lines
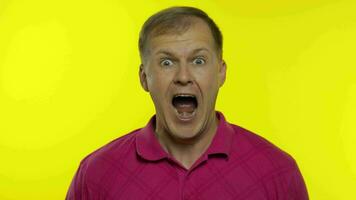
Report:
66,6,309,200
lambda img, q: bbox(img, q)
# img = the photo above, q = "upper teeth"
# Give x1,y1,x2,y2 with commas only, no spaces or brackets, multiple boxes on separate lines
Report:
174,94,195,98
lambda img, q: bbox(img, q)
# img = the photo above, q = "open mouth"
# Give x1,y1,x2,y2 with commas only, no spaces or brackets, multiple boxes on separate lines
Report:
171,94,198,120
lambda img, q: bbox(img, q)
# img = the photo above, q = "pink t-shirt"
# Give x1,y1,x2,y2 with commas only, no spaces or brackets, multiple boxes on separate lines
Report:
66,111,308,200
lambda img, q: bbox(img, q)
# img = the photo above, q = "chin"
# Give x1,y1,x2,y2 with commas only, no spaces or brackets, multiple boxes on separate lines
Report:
168,120,205,142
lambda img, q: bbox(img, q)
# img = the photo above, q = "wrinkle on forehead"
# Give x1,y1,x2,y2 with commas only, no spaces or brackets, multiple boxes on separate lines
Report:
151,31,214,53
143,18,218,63
154,47,212,60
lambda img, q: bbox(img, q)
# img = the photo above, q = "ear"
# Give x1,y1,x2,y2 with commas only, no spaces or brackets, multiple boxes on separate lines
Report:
139,64,149,92
218,59,227,87
138,64,148,92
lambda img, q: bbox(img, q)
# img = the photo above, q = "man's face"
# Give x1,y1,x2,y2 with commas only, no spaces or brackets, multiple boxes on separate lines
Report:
139,18,226,142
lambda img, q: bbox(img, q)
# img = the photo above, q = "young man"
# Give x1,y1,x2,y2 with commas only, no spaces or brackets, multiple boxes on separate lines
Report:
66,6,309,200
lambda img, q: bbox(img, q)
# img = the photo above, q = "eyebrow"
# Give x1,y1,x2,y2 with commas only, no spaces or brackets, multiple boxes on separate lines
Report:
155,48,210,57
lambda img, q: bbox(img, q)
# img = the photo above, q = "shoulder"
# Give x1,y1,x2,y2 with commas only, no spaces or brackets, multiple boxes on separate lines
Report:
78,128,142,181
66,128,143,198
84,128,140,161
229,123,298,175
229,124,309,199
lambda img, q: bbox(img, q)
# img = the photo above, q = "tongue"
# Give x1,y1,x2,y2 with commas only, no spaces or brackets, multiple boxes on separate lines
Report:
175,103,195,114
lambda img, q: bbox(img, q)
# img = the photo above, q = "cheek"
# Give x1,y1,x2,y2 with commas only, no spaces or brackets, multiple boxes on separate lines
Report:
196,70,220,102
197,70,219,89
147,67,171,83
152,73,171,88
147,71,172,98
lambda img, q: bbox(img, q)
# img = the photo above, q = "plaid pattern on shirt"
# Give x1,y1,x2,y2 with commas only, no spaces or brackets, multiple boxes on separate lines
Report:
66,111,309,200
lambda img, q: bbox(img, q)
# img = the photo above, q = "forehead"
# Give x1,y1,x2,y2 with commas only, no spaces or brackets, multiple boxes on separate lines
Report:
147,18,216,56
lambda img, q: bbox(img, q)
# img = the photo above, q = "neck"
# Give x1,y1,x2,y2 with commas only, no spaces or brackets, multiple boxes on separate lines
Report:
155,111,219,170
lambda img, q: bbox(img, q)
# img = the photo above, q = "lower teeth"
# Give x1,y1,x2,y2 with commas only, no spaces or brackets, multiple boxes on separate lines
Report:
177,110,195,117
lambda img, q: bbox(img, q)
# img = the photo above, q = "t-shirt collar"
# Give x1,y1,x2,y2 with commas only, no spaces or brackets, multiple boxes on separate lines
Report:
135,111,235,161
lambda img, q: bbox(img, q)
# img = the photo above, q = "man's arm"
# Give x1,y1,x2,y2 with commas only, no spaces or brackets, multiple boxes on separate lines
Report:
66,161,90,200
287,162,309,200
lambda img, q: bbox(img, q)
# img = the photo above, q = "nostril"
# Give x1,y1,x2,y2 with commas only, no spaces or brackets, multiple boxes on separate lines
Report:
173,67,193,84
174,80,193,85
174,76,193,85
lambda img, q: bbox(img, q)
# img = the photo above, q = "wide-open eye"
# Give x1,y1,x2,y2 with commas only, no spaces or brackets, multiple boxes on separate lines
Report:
193,57,206,65
160,59,173,67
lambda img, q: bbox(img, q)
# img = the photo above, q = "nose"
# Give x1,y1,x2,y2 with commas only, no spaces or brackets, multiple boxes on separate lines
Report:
173,63,193,86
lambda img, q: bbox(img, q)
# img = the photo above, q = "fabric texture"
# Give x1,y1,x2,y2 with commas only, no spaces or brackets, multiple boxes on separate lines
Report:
66,111,309,200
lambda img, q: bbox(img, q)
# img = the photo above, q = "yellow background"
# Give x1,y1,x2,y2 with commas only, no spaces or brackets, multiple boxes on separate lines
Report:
1,0,355,199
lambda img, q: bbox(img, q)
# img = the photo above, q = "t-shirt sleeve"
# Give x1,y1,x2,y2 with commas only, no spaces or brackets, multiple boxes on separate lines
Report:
287,162,309,200
65,161,91,200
